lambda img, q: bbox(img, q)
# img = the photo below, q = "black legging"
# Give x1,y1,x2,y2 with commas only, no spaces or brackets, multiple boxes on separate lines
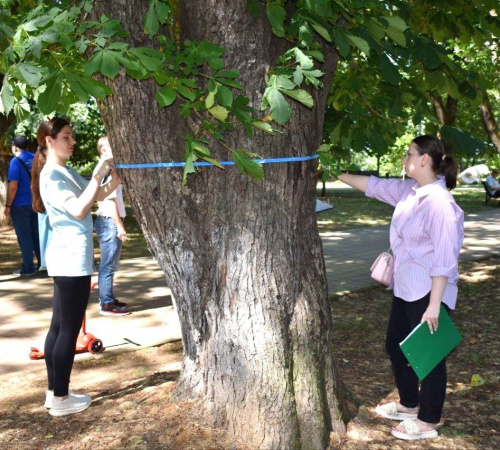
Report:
44,276,90,397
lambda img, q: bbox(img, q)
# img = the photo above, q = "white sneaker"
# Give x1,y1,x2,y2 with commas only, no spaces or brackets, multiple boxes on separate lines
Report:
44,390,54,408
44,390,88,408
49,392,92,416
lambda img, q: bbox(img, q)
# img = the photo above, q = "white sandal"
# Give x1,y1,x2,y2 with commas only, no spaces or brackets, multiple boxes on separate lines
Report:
391,419,438,440
375,402,418,420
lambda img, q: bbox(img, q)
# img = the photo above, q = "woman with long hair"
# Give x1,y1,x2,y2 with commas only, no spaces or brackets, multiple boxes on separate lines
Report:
32,117,120,416
338,135,464,440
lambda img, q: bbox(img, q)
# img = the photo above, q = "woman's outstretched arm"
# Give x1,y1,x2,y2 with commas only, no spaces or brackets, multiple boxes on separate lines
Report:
337,173,370,193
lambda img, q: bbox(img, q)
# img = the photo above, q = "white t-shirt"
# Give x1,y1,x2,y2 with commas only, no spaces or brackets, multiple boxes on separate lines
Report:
40,163,94,277
95,184,126,218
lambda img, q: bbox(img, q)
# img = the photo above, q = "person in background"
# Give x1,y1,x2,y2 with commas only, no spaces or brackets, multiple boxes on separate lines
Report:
338,135,464,441
94,136,130,316
485,168,500,198
5,135,41,276
31,117,120,416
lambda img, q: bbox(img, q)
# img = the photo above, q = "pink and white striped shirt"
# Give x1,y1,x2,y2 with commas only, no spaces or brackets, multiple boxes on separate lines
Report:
366,176,464,309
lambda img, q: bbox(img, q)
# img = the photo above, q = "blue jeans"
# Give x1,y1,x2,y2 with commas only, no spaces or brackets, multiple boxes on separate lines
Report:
10,204,41,273
94,217,122,306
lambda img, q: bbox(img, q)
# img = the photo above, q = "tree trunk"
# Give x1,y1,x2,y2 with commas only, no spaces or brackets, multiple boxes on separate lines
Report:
479,92,500,153
92,1,350,447
430,93,458,154
0,105,15,227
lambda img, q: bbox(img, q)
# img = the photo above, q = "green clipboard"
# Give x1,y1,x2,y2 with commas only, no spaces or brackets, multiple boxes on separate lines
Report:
399,305,462,381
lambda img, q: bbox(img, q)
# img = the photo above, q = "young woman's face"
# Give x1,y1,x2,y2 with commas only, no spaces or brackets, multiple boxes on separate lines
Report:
47,125,76,161
402,143,423,177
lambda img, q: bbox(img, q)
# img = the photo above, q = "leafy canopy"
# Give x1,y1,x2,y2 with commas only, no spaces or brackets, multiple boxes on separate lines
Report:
1,0,499,181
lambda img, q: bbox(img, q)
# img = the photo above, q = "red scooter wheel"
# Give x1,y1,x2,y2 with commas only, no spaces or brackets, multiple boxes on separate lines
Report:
88,339,104,354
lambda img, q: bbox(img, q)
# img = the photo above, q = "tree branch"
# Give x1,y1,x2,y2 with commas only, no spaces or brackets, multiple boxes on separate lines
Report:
479,91,500,153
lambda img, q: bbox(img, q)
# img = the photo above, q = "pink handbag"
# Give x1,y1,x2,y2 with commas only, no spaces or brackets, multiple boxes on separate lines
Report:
370,251,394,287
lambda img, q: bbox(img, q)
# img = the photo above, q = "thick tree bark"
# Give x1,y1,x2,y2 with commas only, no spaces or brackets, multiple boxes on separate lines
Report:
92,1,350,447
479,92,500,153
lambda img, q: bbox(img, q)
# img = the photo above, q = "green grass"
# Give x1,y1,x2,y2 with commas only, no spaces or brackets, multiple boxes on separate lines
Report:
316,182,496,232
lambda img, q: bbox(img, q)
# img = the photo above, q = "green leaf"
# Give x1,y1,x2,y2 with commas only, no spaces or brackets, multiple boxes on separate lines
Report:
267,2,286,37
423,47,442,70
294,48,314,70
470,374,485,387
317,143,330,153
216,85,233,107
305,0,329,16
385,26,406,47
208,105,229,121
366,18,385,41
333,28,351,57
247,0,261,17
194,151,224,169
216,70,240,79
156,84,177,107
183,153,196,185
155,1,171,24
197,40,224,59
275,75,296,90
23,15,52,32
65,72,112,102
281,89,314,108
382,16,408,33
303,50,324,62
205,90,215,109
252,120,275,134
379,53,400,86
108,42,128,50
329,122,342,145
440,125,484,155
176,83,196,101
346,33,370,55
85,50,121,78
293,70,304,85
218,78,243,90
130,47,164,71
0,82,15,115
16,63,44,87
144,0,160,37
153,70,169,85
38,75,62,115
310,20,332,42
233,150,264,180
207,57,225,71
267,88,292,125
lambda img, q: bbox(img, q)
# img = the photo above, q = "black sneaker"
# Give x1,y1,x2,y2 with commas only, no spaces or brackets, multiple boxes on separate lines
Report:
114,300,128,307
99,303,131,316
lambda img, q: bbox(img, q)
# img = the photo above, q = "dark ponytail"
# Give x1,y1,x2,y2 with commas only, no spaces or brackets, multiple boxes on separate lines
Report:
31,117,71,212
412,135,458,190
31,147,47,213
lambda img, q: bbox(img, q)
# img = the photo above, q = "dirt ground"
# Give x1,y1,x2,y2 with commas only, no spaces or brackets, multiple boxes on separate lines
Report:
1,256,499,449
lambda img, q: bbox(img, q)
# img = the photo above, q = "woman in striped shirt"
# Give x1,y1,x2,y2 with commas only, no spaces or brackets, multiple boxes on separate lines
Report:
338,135,464,441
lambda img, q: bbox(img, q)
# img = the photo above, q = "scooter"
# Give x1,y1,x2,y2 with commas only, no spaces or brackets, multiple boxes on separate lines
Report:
29,314,104,360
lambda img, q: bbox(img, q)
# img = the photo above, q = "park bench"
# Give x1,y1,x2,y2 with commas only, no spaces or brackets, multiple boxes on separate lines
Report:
482,181,500,205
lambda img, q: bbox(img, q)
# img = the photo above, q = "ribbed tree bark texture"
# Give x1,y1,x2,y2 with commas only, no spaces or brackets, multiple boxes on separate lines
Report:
93,1,350,447
0,104,15,227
